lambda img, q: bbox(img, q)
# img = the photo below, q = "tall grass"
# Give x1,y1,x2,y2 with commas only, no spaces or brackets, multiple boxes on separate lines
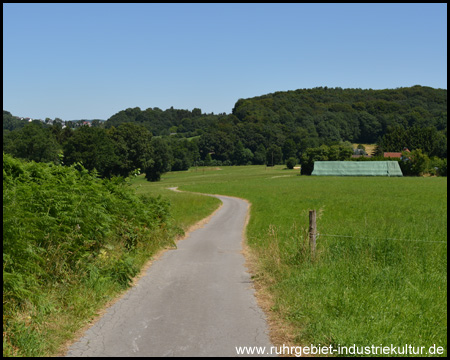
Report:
3,154,182,356
134,165,447,356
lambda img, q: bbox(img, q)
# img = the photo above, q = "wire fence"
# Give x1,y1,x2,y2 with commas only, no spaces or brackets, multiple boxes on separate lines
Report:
316,233,447,244
306,210,447,260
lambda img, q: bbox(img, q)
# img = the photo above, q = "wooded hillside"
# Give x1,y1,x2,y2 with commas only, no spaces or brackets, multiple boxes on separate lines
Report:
3,85,447,178
103,85,447,164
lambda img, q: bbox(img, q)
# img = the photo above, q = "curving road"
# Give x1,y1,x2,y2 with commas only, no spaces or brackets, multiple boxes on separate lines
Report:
66,193,274,357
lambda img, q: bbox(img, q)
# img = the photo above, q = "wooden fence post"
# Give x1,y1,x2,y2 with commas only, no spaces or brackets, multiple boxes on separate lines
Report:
309,210,317,259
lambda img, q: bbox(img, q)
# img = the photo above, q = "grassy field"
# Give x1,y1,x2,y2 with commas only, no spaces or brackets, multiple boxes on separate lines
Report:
131,165,447,356
352,143,377,156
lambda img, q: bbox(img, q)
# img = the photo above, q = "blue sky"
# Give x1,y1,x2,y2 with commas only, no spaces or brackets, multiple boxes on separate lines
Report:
3,3,447,120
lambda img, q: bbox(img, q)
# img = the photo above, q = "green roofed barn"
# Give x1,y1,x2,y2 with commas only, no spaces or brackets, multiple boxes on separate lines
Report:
311,161,403,176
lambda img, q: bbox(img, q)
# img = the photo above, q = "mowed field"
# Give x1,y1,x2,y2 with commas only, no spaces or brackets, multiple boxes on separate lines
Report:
131,165,447,356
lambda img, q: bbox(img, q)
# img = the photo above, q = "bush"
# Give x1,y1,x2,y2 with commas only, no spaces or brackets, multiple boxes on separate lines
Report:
286,157,297,169
398,149,430,176
3,153,179,355
430,157,447,177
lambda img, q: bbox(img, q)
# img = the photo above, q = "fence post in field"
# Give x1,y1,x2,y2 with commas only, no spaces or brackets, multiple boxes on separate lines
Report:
309,210,317,259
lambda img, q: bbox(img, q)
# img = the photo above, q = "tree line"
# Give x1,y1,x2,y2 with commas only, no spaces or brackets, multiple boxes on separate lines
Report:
3,118,189,181
3,85,447,179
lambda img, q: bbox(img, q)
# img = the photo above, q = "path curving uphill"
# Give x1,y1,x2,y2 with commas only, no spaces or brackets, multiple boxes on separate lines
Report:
66,191,274,357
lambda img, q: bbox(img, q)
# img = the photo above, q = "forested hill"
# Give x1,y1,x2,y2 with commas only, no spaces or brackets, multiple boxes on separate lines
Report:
231,85,447,144
3,85,447,177
101,85,447,162
104,86,446,143
105,106,223,137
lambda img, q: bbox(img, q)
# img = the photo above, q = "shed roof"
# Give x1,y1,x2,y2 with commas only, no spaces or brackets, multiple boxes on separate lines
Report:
383,152,402,158
311,161,403,176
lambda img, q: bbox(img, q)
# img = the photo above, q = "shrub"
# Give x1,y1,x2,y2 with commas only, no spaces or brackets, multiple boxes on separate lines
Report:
3,153,178,355
430,157,447,177
398,149,430,176
286,157,297,169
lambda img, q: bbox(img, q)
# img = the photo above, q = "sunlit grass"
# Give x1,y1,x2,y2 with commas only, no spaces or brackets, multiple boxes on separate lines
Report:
132,165,447,356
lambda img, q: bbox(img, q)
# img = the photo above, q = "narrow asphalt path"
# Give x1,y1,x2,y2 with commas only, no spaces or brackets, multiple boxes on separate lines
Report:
66,193,275,357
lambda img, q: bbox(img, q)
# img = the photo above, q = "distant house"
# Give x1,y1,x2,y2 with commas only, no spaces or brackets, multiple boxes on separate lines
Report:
383,152,402,158
352,147,371,159
383,148,410,160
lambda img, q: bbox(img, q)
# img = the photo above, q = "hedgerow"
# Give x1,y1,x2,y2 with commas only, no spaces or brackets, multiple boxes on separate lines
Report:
3,153,182,356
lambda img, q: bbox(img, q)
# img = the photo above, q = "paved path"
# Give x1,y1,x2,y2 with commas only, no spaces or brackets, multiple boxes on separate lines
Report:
66,193,274,357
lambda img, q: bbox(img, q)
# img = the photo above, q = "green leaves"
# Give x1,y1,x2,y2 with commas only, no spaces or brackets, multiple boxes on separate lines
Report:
144,137,172,182
3,153,176,353
62,126,118,178
3,121,61,164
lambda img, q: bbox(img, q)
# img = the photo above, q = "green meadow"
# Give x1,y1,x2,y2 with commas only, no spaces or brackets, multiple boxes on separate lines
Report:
132,165,447,356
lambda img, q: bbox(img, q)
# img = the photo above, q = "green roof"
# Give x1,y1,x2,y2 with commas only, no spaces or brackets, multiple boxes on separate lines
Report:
311,161,403,176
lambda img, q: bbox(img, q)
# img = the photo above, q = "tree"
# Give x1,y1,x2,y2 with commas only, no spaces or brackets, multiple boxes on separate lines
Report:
3,122,61,164
168,138,195,171
266,144,283,166
232,141,253,165
107,123,153,177
337,142,354,160
105,107,141,129
376,125,408,153
253,144,267,165
3,110,27,131
358,112,382,143
300,145,329,175
432,131,447,159
192,108,202,117
144,137,172,182
316,115,342,143
63,126,118,178
204,152,212,166
399,149,430,176
282,139,298,161
407,126,442,157
198,131,234,162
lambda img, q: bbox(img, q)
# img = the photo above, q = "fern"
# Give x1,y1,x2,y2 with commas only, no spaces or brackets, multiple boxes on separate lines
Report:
3,153,177,356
